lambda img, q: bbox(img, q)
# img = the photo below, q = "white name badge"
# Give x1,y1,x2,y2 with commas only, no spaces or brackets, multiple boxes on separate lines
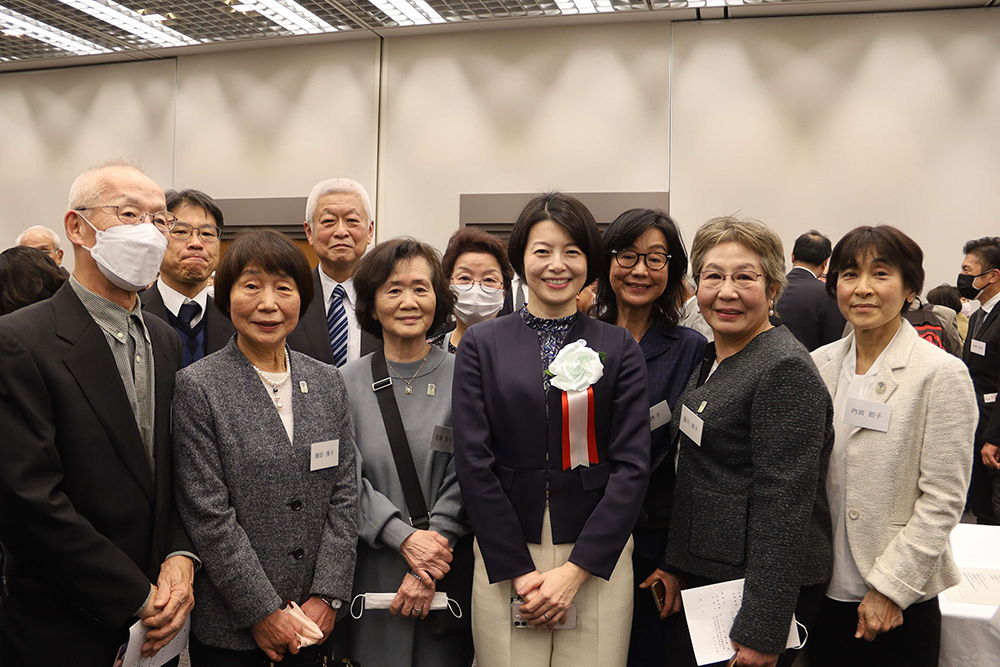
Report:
843,398,891,432
430,425,454,454
649,400,672,432
972,339,987,356
310,440,340,471
679,405,704,447
986,393,998,404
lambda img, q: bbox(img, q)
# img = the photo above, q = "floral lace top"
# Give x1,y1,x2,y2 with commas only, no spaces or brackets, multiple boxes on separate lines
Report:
520,305,577,393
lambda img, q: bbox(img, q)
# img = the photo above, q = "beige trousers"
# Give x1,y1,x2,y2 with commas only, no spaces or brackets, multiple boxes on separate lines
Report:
471,507,634,667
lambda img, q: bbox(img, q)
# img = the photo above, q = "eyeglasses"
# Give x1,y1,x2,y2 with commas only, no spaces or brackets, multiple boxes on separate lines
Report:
612,250,671,271
166,222,222,243
698,270,765,290
452,278,504,292
76,205,177,230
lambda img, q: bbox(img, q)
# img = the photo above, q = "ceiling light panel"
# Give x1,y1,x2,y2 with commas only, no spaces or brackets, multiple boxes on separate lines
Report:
57,0,201,46
0,4,110,54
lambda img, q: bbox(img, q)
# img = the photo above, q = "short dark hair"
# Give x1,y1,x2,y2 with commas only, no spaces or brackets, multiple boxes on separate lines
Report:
165,189,225,227
214,229,313,318
826,225,923,313
0,246,67,315
507,192,604,287
792,230,832,266
596,209,688,329
963,237,1000,273
926,284,963,314
353,237,455,340
441,227,514,290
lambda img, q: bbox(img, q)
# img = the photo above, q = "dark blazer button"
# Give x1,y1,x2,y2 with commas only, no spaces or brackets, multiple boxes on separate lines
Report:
292,548,304,560
289,499,303,511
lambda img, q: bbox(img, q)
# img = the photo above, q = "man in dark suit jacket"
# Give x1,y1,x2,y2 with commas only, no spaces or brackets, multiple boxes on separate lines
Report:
141,188,234,366
287,178,381,365
0,160,196,667
961,237,1000,525
771,230,846,351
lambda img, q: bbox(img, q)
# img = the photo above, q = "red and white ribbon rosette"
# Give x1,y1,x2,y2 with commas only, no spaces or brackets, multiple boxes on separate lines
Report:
547,340,605,470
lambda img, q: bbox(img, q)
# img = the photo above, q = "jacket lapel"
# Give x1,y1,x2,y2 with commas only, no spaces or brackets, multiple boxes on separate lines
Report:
205,297,236,353
304,269,334,363
56,287,155,504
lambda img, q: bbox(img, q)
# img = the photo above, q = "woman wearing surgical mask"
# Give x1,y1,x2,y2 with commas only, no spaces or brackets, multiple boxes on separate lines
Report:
429,227,513,354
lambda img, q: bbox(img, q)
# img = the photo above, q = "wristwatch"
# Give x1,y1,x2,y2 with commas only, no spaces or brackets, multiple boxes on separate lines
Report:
318,595,343,610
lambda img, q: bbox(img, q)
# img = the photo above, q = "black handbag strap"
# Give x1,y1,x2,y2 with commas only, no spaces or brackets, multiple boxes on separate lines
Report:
370,350,430,530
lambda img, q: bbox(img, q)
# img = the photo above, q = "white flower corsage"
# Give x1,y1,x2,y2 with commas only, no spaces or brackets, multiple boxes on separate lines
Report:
545,340,605,392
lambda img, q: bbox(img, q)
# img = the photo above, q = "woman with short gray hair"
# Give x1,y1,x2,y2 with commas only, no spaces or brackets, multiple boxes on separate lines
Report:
660,216,834,667
174,229,358,666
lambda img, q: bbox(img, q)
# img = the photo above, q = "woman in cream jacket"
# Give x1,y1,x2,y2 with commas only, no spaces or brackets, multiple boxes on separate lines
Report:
808,225,976,667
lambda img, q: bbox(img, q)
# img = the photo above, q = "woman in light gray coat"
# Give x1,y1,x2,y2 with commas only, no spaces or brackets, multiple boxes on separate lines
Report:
341,238,471,667
174,229,358,666
808,226,976,667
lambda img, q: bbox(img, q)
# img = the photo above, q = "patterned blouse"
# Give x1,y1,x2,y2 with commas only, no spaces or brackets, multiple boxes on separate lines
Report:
520,305,577,393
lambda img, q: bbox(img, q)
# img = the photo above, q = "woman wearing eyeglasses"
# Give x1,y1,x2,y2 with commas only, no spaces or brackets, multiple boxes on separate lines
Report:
660,217,834,667
594,209,706,666
429,227,514,354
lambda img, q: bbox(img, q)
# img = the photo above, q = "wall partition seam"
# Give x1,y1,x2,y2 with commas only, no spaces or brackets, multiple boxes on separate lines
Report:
374,33,385,243
172,56,178,188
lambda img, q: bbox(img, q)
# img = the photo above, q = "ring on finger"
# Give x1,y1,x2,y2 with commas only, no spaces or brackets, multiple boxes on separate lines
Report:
542,612,550,620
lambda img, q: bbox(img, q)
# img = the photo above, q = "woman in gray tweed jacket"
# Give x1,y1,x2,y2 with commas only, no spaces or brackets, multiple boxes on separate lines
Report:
174,230,358,666
659,217,834,667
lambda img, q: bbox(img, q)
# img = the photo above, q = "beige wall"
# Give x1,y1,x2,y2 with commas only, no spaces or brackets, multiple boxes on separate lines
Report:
377,22,672,251
3,9,1000,291
670,8,1000,290
0,60,177,270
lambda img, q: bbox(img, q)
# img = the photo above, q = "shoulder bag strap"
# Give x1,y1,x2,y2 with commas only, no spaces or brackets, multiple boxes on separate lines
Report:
370,349,430,530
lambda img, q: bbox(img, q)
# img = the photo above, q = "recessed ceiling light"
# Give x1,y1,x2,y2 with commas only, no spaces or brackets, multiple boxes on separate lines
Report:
0,5,111,54
58,0,200,47
366,0,444,25
222,0,338,33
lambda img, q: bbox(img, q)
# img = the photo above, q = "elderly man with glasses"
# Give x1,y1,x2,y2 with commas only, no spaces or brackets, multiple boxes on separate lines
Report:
0,159,197,667
140,189,235,367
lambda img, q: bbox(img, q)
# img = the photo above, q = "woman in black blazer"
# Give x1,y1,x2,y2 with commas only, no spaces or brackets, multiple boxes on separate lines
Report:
453,192,650,667
595,209,707,667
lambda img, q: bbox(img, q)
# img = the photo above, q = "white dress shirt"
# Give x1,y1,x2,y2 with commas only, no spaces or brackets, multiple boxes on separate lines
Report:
318,268,362,363
156,280,210,326
826,328,900,602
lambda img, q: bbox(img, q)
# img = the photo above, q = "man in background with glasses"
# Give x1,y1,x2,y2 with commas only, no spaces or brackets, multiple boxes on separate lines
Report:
0,159,196,667
141,189,235,367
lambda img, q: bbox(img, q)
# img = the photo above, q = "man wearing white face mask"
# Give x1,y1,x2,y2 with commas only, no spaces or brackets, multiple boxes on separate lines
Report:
430,227,513,354
0,159,197,667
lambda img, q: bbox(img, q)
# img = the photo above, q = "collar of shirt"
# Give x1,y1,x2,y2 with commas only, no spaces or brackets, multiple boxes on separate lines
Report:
156,279,210,323
791,265,819,279
978,290,1000,317
318,267,357,311
70,274,150,345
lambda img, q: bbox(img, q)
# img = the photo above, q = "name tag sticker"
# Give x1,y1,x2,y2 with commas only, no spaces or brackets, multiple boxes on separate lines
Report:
972,339,987,356
310,440,339,471
843,398,891,432
430,425,454,454
986,393,997,404
679,405,704,447
649,400,672,432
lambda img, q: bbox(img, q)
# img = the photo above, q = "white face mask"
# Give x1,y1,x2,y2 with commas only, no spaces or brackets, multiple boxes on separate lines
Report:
963,300,980,318
451,284,504,325
79,213,167,292
350,592,462,619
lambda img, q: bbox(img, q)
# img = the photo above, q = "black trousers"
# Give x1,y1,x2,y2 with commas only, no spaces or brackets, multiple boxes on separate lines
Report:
626,550,690,667
189,635,332,667
807,595,941,667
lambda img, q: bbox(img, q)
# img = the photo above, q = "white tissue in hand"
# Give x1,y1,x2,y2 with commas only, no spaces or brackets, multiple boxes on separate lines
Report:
284,601,324,648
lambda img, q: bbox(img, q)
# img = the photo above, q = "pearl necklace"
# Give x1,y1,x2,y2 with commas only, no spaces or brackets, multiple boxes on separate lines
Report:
250,348,291,409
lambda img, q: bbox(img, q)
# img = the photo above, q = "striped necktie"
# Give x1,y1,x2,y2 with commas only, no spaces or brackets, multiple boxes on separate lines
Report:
327,284,349,367
178,300,204,363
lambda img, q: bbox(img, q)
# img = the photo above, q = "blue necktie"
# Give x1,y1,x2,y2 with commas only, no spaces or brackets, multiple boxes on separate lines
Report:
178,300,204,364
327,285,349,367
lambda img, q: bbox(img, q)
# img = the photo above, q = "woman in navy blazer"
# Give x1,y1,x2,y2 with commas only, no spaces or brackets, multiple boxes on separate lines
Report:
453,193,650,667
595,209,707,666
